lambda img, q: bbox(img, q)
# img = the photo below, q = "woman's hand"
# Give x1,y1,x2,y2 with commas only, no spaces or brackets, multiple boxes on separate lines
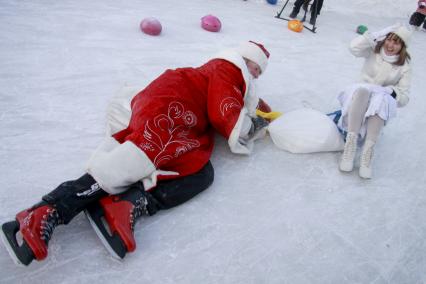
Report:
370,23,401,42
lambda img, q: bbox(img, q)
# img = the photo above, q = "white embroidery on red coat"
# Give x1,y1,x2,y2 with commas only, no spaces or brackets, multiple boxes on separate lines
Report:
140,101,200,167
220,97,242,117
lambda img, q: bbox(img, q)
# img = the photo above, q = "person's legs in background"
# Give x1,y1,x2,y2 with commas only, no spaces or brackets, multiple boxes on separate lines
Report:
309,0,324,25
289,0,306,18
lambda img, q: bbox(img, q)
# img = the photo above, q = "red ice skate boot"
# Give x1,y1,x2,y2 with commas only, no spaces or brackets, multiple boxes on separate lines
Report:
85,183,150,259
1,202,62,266
1,174,107,266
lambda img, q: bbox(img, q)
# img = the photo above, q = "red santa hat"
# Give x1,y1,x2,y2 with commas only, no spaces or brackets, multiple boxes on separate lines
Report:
236,41,270,73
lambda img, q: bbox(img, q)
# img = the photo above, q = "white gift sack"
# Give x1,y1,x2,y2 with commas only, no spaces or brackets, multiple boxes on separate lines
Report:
267,108,344,154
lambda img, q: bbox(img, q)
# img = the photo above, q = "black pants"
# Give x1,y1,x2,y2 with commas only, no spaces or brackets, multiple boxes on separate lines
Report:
145,161,214,215
410,12,426,28
43,161,214,223
293,0,324,16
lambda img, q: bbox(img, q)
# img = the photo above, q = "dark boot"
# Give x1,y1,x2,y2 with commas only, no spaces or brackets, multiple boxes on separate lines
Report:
289,8,299,18
309,7,317,25
1,174,107,266
409,12,424,27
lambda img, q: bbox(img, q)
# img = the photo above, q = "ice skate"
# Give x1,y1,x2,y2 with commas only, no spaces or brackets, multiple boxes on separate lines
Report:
339,132,358,172
359,140,375,179
1,202,62,266
1,174,106,266
85,183,149,259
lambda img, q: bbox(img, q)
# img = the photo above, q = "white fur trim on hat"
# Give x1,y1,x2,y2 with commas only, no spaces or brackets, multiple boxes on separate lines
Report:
393,26,412,47
236,41,269,73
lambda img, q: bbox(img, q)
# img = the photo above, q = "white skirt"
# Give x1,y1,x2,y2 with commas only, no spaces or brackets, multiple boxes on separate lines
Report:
337,83,397,139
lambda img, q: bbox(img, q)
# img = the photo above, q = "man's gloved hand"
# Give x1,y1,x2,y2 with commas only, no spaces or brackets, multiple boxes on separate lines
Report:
248,116,269,138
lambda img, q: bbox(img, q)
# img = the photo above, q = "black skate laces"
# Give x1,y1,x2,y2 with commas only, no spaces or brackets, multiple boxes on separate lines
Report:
40,208,63,243
129,197,149,231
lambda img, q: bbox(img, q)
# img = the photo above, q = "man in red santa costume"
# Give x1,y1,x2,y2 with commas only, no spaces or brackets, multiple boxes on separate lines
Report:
1,41,274,265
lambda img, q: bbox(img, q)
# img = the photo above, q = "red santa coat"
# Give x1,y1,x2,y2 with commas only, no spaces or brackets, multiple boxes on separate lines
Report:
86,49,262,194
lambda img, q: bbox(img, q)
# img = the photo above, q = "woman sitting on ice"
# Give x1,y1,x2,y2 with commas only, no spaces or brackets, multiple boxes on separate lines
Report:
337,24,412,178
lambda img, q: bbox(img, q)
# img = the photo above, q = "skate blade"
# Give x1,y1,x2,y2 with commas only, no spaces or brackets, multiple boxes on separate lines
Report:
84,208,126,260
0,221,31,266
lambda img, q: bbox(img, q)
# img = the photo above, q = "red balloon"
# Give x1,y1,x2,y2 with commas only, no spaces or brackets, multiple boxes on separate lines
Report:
201,15,221,32
140,17,162,36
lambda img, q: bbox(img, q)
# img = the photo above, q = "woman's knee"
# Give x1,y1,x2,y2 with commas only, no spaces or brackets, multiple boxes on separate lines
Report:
353,87,370,99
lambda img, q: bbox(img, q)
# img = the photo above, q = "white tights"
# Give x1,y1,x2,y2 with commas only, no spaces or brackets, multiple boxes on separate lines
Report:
347,88,385,142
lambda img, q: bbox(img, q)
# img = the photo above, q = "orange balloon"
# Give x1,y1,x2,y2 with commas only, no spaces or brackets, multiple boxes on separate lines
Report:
288,20,304,33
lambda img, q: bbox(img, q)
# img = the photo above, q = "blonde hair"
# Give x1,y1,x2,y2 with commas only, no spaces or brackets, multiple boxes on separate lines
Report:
374,32,411,66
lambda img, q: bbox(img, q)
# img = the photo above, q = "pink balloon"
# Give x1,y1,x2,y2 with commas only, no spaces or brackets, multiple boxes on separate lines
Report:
201,15,221,32
140,17,162,36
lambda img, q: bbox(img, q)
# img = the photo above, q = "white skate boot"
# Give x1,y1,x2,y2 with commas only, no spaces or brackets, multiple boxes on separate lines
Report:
359,140,375,179
339,132,358,172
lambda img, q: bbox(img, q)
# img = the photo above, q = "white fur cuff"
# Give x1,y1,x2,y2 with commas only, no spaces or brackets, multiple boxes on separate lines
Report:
228,108,253,154
86,139,156,194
